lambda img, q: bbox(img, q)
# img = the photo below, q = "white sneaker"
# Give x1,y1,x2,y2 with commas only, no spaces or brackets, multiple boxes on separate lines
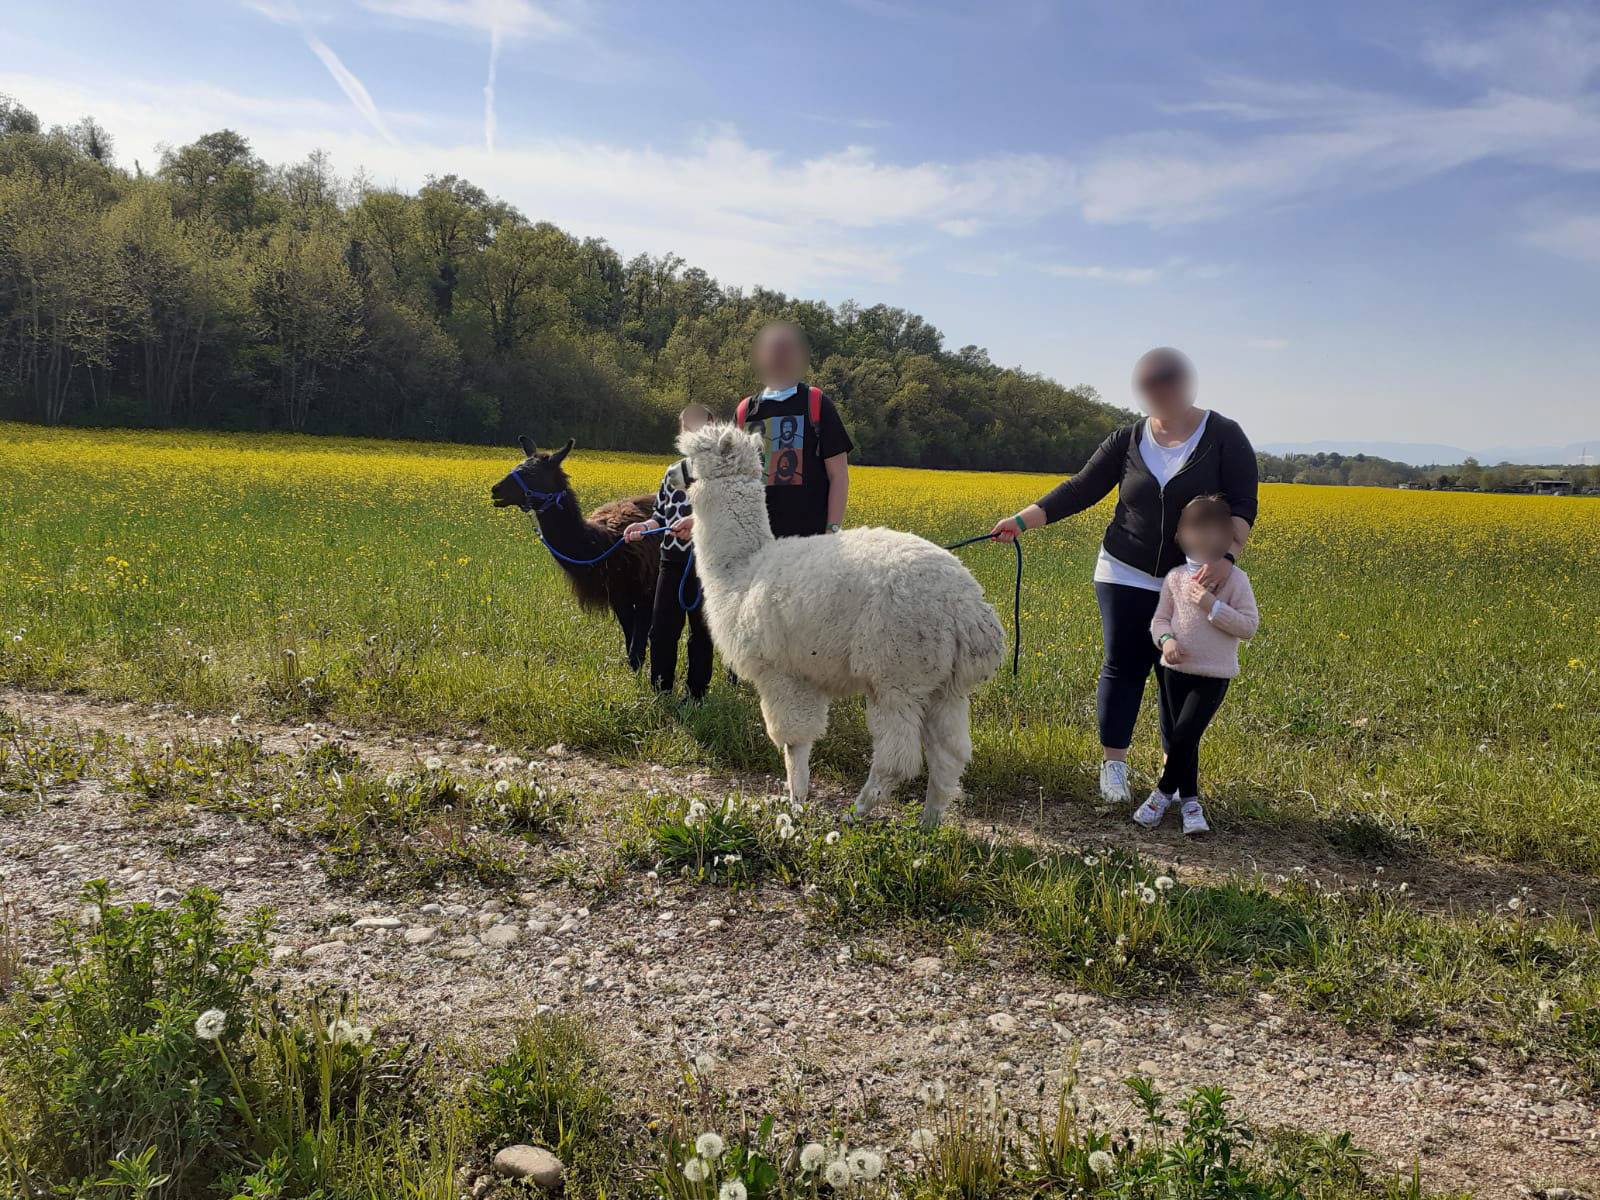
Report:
1131,790,1173,828
1181,799,1210,836
1099,760,1131,804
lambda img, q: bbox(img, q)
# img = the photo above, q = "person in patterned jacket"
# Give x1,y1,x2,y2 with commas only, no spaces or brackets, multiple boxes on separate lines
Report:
624,404,715,700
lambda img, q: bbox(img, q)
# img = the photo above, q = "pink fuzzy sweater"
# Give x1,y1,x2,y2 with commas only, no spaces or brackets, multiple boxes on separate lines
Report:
1150,565,1260,679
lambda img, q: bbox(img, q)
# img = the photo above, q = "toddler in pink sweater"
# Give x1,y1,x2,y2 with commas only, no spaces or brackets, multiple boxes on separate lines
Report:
1134,495,1260,835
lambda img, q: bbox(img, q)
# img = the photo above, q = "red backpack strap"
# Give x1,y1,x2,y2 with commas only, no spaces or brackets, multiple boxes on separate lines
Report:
807,386,823,427
735,396,751,428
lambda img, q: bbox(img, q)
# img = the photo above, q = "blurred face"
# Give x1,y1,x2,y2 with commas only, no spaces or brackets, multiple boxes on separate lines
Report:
754,325,807,385
1134,351,1195,419
1177,516,1232,563
680,407,710,433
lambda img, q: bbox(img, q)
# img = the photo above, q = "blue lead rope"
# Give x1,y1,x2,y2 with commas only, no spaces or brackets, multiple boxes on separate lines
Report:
943,533,1023,677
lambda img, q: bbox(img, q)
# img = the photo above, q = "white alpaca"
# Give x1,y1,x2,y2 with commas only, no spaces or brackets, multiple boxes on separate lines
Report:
679,423,1006,826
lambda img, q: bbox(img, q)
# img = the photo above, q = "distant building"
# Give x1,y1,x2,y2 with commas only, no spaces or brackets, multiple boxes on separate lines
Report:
1530,479,1575,496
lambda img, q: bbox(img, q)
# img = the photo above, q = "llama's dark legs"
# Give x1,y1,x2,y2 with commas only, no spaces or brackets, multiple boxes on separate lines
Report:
627,600,652,672
610,598,644,670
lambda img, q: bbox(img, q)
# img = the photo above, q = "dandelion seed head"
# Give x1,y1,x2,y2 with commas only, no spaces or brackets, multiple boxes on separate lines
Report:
1154,875,1174,891
1088,1149,1114,1176
423,755,443,771
719,1183,747,1200
909,1128,936,1152
694,1132,725,1160
848,1149,882,1180
682,1157,709,1183
194,1009,228,1040
799,1143,826,1171
824,1160,851,1188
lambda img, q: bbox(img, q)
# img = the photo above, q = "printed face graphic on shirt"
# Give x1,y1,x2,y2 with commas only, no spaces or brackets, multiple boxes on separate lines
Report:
763,414,804,487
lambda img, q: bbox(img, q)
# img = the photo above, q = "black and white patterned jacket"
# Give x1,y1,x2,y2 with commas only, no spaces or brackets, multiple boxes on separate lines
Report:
651,459,694,557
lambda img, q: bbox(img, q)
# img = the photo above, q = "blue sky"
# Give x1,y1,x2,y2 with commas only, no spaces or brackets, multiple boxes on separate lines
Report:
4,0,1599,447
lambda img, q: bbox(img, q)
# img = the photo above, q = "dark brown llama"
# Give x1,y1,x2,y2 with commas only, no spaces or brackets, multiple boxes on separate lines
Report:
490,437,658,670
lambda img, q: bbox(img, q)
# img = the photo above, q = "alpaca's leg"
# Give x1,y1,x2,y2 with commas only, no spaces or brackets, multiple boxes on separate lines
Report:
854,691,926,819
758,676,828,804
919,689,973,828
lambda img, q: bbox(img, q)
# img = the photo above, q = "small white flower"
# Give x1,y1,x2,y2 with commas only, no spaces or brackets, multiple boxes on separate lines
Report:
823,1159,851,1188
1083,854,1099,867
848,1149,882,1180
722,853,741,865
1139,886,1157,905
1507,896,1524,911
682,1157,709,1183
686,800,709,826
194,1009,228,1040
1088,1149,1114,1176
799,1143,827,1172
719,1182,747,1200
909,1128,936,1152
423,755,444,771
494,779,512,795
917,1078,946,1106
694,1132,725,1160
1154,875,1174,892
229,713,242,726
825,830,841,845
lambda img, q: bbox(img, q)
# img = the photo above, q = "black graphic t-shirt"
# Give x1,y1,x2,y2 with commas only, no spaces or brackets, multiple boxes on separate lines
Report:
742,383,854,537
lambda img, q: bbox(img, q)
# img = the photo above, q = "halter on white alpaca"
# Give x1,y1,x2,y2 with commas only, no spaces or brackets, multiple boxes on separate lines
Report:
679,423,1005,826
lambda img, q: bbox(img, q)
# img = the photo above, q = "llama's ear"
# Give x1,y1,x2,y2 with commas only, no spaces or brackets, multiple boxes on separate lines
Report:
551,438,574,465
518,435,537,457
717,428,739,456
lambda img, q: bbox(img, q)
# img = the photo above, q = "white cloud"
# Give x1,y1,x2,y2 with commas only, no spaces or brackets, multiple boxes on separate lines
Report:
243,2,400,146
302,31,399,145
1082,86,1600,226
1521,210,1600,263
1426,7,1600,97
356,0,573,152
1039,263,1161,284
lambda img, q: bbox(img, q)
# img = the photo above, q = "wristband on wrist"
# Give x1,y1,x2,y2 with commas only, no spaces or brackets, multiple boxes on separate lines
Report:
1010,514,1028,534
1223,551,1237,564
1158,633,1175,646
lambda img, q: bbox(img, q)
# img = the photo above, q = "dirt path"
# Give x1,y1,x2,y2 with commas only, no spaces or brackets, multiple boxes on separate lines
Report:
3,688,1597,1197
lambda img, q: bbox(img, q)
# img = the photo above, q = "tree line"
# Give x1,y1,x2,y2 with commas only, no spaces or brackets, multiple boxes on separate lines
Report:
0,96,1131,471
1258,449,1599,491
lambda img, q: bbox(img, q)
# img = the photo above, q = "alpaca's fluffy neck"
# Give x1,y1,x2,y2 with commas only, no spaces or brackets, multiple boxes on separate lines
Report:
688,475,772,589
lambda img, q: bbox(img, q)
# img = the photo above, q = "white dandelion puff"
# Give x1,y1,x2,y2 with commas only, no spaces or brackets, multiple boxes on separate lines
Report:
825,830,841,845
494,779,511,795
694,1132,725,1160
682,1157,709,1183
719,1183,747,1200
693,1052,717,1075
423,755,444,771
194,1009,228,1040
799,1142,827,1172
909,1128,936,1152
1088,1149,1114,1176
1154,875,1174,892
1139,886,1157,905
917,1078,947,1106
848,1149,882,1180
823,1159,851,1188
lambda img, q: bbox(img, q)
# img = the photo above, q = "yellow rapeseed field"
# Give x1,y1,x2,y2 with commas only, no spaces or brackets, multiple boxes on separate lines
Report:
2,422,1596,871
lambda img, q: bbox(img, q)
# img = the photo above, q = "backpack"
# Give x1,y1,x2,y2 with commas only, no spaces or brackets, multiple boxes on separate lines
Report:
735,385,823,434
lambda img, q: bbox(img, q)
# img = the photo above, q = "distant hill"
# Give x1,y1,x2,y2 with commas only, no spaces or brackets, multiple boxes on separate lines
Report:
1257,440,1599,467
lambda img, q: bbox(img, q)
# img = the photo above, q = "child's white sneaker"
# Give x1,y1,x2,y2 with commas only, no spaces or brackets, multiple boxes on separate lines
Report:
1181,799,1211,836
1131,789,1173,828
1099,760,1131,804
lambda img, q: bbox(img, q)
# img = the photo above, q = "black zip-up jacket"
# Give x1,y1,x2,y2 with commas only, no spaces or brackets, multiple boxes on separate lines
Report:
1035,412,1258,579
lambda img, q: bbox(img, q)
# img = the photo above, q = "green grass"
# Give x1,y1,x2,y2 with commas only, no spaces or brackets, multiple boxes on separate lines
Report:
2,422,1598,876
629,789,1600,1087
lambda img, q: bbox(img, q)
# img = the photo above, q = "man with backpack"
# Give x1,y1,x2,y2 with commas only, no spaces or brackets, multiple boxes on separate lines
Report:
735,321,853,538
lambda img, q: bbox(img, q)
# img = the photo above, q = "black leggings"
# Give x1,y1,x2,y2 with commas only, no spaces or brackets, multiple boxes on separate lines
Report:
1093,582,1162,751
1155,667,1229,798
649,556,712,699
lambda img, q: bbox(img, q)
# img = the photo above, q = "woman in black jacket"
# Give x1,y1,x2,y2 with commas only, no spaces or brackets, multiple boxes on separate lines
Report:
989,348,1258,818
